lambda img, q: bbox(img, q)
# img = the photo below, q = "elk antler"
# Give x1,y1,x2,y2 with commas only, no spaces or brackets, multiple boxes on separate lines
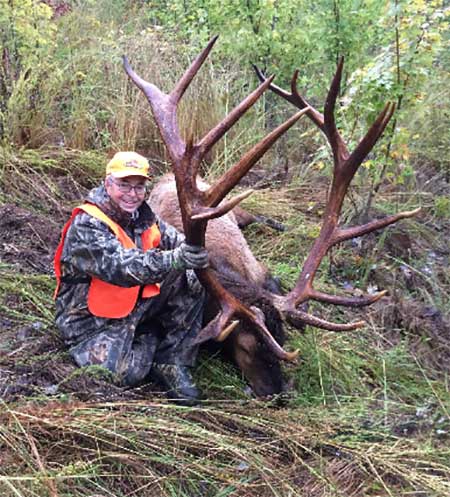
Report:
124,36,307,361
255,59,420,331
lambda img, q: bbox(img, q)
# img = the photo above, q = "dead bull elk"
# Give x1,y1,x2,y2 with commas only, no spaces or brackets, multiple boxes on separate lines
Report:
123,37,419,393
149,173,286,396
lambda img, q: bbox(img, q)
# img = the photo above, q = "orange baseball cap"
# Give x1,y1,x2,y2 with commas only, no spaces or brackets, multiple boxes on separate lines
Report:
106,151,150,178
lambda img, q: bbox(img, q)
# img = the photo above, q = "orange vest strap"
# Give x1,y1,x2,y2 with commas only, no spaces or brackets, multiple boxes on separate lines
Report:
53,206,85,298
77,203,136,248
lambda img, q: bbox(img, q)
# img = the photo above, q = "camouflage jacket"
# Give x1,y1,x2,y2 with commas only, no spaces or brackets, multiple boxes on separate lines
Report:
55,184,185,347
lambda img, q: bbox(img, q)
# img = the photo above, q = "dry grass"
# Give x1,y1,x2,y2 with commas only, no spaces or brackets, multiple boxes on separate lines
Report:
1,400,449,497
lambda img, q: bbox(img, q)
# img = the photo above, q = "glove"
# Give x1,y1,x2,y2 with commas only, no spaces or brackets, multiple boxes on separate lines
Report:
171,242,209,271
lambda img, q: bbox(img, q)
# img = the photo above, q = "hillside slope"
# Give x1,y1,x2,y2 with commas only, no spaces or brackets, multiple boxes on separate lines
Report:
0,147,449,496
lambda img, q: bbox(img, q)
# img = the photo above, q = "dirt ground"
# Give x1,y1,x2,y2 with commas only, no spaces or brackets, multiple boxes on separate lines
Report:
0,203,61,273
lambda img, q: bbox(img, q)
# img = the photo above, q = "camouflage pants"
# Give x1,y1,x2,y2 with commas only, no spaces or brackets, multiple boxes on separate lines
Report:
66,270,205,386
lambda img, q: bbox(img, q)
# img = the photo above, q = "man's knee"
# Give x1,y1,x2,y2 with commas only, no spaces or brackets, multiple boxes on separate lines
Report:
70,333,129,380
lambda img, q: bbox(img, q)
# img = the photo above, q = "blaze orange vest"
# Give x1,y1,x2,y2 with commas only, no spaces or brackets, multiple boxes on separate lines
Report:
54,203,161,319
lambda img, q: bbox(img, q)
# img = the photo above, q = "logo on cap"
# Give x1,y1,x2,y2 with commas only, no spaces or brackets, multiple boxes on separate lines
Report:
125,160,140,169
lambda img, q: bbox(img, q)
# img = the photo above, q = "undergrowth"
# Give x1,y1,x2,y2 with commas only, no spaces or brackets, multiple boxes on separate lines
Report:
1,10,450,492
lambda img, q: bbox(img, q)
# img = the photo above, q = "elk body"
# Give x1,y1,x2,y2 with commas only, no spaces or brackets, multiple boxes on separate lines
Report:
124,36,419,397
149,174,286,397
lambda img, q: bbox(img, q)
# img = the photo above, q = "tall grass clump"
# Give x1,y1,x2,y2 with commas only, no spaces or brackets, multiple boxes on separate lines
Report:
0,146,104,212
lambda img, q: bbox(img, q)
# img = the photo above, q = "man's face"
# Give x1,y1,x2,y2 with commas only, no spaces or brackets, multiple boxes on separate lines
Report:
105,175,148,213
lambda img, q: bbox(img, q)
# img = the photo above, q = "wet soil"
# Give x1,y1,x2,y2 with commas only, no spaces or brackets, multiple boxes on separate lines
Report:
0,203,61,273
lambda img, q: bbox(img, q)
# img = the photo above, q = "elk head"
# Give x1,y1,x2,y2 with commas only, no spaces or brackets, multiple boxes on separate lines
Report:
123,37,419,372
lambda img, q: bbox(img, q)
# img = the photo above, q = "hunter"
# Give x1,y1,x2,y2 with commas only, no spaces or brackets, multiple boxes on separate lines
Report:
54,151,209,405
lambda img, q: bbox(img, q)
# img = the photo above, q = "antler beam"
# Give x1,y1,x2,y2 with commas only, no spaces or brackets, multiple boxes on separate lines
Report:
256,58,420,331
125,37,306,361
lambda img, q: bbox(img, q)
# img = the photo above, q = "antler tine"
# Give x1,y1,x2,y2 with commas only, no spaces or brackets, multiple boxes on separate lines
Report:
123,56,185,162
198,74,275,158
250,307,300,361
310,289,388,306
290,70,308,109
283,306,365,332
275,293,379,333
323,60,340,130
192,189,254,221
255,65,325,131
172,35,219,103
254,65,308,110
291,69,326,130
205,108,309,207
253,64,291,102
324,58,348,166
346,102,396,175
333,207,421,245
123,56,157,96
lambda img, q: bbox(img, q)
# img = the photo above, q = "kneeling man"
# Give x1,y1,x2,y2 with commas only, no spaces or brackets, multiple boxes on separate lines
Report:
54,152,208,405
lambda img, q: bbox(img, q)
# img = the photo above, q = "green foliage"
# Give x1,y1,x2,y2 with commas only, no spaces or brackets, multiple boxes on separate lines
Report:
344,0,449,213
58,364,116,384
196,351,249,400
0,0,448,198
144,0,388,89
0,265,54,327
434,196,450,218
0,0,56,139
290,327,448,407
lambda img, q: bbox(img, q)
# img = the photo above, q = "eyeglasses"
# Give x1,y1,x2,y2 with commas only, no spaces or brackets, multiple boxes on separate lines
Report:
111,178,147,195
